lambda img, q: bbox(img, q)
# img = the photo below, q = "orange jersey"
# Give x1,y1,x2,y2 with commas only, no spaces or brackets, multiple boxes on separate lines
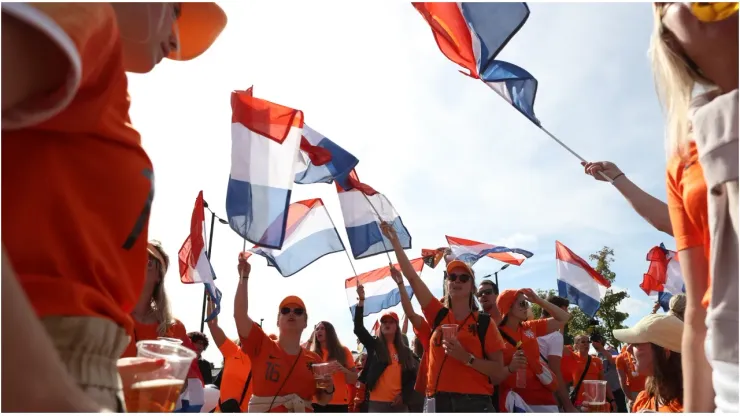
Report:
240,323,322,408
318,347,355,405
499,319,556,406
561,345,576,384
666,142,711,307
632,390,683,413
2,3,152,334
218,338,253,412
412,319,433,396
616,352,646,392
568,352,603,404
369,341,402,402
422,298,505,396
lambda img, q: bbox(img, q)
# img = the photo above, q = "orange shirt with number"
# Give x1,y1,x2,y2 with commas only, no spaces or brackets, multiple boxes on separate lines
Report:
240,323,322,411
2,3,152,335
422,298,505,396
666,143,711,308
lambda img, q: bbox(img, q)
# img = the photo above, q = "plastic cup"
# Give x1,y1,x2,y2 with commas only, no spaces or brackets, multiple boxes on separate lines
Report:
123,340,197,413
581,380,607,412
157,337,183,345
441,324,458,342
312,362,332,389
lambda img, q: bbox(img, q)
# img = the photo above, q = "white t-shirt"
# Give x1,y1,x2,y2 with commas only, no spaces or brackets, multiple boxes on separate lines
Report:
537,331,564,361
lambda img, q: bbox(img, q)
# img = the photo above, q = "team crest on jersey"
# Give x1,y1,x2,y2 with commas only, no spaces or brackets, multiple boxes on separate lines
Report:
523,329,535,339
467,323,477,335
393,353,399,362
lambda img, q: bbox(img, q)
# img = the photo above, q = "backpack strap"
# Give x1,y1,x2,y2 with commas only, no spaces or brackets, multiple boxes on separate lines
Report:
570,355,592,405
238,372,253,407
432,307,449,331
498,325,518,348
476,312,490,359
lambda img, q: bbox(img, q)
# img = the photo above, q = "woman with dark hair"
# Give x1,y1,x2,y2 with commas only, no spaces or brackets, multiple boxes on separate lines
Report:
613,314,684,412
310,321,358,412
353,284,416,413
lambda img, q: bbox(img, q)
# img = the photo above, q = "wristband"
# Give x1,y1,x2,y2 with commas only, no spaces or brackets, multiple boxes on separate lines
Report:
612,173,625,181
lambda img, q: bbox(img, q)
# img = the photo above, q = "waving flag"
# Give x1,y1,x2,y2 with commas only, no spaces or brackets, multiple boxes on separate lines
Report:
336,170,411,259
555,241,610,317
346,259,424,317
422,247,448,269
641,243,685,311
413,2,530,78
226,87,303,249
178,191,222,322
294,125,359,185
447,235,533,267
482,60,540,125
242,198,345,277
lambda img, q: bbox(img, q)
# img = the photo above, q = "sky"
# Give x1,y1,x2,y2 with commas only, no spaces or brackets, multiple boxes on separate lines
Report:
128,1,674,366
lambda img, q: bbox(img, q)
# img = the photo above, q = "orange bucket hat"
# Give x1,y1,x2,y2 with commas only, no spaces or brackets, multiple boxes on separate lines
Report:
169,2,227,61
496,289,523,318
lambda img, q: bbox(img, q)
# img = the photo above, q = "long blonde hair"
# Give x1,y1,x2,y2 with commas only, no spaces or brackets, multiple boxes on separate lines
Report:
148,240,176,336
648,4,713,158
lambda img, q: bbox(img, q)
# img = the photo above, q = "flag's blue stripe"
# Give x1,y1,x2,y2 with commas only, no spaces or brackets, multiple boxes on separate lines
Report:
558,279,600,318
294,137,359,185
349,285,414,317
225,177,291,249
459,2,530,74
345,216,411,260
454,246,533,266
658,292,672,312
481,60,540,125
252,227,346,277
204,284,221,322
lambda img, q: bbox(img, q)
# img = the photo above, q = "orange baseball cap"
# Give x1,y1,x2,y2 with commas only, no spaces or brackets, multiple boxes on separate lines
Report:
446,259,474,277
279,295,307,312
380,311,399,323
169,2,227,61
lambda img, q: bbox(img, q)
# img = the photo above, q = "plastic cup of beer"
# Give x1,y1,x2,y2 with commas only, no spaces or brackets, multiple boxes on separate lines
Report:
441,324,458,342
157,337,183,345
123,340,197,413
312,362,332,389
581,380,607,413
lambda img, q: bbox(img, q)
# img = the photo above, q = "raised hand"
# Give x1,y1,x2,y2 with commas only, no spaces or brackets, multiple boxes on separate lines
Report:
238,252,251,279
389,265,403,285
520,288,541,304
206,295,218,326
379,222,398,242
581,161,623,182
357,284,365,301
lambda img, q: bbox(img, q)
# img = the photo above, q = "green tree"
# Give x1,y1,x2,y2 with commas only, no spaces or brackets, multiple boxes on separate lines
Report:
531,289,557,319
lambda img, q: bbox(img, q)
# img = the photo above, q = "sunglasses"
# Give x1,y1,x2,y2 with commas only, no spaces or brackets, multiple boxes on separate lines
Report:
380,319,395,325
280,307,305,316
476,288,494,298
660,2,738,22
447,273,472,283
517,300,529,308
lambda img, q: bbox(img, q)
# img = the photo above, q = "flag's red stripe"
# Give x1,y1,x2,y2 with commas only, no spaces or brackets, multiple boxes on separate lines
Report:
555,241,611,288
345,258,425,288
231,87,304,144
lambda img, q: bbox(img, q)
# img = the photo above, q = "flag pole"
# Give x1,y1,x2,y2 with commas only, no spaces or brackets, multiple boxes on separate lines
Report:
537,126,614,184
200,203,217,332
359,193,395,264
325,211,359,282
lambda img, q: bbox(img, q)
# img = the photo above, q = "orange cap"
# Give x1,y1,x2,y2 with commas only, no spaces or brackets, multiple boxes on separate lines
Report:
446,260,474,277
496,289,523,317
169,2,227,61
380,311,399,323
279,295,306,312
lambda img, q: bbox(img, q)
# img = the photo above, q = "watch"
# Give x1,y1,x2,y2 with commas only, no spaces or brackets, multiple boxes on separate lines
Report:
466,354,475,367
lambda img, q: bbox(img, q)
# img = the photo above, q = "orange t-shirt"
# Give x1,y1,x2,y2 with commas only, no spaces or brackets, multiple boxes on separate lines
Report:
412,319,433,396
369,341,402,403
2,3,152,335
631,390,684,413
499,319,555,406
317,347,355,406
121,319,203,382
422,298,505,396
616,352,646,393
240,322,322,410
218,338,253,412
561,345,576,384
568,352,603,404
666,142,710,307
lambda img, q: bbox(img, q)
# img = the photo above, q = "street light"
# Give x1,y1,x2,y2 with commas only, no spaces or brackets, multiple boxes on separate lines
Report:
483,264,511,288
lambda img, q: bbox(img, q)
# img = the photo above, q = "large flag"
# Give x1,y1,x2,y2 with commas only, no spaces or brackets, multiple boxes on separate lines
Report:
178,191,222,322
336,170,411,259
345,259,424,317
294,125,359,185
226,87,303,249
446,235,533,267
641,243,685,311
413,2,530,78
481,60,540,125
241,198,345,277
421,247,448,269
555,241,611,317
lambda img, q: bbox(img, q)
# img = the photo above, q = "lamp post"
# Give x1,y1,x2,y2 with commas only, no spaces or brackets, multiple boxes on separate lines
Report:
483,263,511,288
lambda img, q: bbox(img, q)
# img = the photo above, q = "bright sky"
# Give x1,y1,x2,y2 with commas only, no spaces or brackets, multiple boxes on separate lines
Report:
128,1,672,366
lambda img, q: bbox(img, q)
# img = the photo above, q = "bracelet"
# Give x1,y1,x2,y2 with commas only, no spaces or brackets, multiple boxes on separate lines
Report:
612,173,625,181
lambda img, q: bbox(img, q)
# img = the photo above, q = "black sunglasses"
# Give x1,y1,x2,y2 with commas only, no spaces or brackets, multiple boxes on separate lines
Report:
280,307,305,316
447,273,472,283
476,288,494,298
518,300,529,308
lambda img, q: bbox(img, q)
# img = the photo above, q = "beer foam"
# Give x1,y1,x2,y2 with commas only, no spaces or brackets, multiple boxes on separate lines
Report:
131,379,184,389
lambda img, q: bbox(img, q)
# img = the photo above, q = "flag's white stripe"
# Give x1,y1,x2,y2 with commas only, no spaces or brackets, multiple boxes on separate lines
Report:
230,123,302,187
664,258,684,295
485,81,514,105
346,276,400,308
190,247,215,285
254,204,334,255
338,191,399,227
556,259,603,300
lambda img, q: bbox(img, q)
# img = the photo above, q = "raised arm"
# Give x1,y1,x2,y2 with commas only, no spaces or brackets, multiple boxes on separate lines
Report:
390,266,425,330
380,222,435,308
353,285,375,351
582,161,673,235
521,289,570,333
205,296,228,348
234,254,254,340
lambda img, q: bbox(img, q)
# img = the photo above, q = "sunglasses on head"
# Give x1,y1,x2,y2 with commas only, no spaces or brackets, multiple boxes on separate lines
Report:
280,307,305,316
476,288,494,298
447,273,472,283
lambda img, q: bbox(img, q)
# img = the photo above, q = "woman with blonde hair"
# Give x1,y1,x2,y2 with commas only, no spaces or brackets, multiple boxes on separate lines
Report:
649,3,738,412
